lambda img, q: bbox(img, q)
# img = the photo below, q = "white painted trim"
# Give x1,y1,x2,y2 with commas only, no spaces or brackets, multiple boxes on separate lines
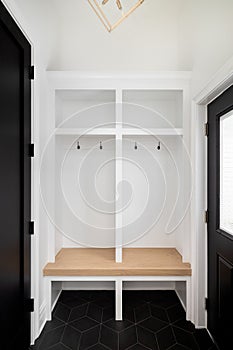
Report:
194,55,233,104
47,71,192,80
39,301,47,337
61,281,175,290
45,278,52,321
55,128,116,136
45,276,190,282
122,128,183,136
47,72,192,91
115,279,123,320
115,89,123,262
1,0,33,44
55,128,183,136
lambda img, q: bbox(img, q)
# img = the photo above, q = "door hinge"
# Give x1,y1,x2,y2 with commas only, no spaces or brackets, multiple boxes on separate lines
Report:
205,297,209,311
205,122,209,137
204,210,209,223
29,221,34,235
29,144,34,157
25,298,34,313
29,66,35,80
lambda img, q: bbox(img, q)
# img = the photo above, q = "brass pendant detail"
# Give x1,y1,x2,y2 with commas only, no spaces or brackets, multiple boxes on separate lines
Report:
88,0,144,32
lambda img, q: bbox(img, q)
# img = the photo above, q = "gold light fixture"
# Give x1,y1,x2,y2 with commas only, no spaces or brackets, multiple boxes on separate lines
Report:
88,0,144,32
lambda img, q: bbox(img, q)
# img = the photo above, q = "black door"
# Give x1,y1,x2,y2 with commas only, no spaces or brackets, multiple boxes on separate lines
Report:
0,2,32,349
208,85,233,349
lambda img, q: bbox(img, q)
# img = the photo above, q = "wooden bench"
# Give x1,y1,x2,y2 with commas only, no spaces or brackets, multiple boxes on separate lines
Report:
43,248,192,321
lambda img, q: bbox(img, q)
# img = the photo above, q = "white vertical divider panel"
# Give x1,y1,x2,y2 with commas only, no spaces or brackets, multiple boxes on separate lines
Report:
115,89,123,263
115,278,123,320
47,86,56,263
182,83,191,263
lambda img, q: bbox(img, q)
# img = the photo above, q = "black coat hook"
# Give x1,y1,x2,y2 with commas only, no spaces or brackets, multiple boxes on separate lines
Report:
157,141,161,151
134,142,138,150
100,141,103,150
77,141,80,150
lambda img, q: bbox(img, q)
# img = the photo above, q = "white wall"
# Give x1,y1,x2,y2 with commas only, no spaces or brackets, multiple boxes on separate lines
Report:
48,0,233,95
48,0,192,71
10,0,233,94
7,0,233,94
191,0,233,95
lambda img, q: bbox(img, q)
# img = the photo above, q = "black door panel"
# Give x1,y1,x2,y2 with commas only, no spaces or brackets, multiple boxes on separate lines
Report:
0,1,31,348
208,85,233,350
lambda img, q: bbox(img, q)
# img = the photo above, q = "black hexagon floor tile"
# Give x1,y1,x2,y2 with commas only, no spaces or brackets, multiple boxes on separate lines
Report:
193,328,214,350
63,297,88,309
87,302,103,322
37,325,65,349
68,304,88,322
119,326,137,350
43,317,65,333
79,325,100,350
87,344,110,350
59,290,85,302
138,316,168,333
172,319,195,333
128,345,149,350
134,303,151,323
136,325,159,350
150,304,170,323
123,292,146,309
49,343,71,350
123,305,135,323
100,324,118,350
70,316,99,332
32,291,215,350
54,303,71,322
167,303,186,323
145,291,180,308
102,305,115,322
156,325,176,350
168,344,191,350
172,326,199,350
103,319,133,332
61,324,81,349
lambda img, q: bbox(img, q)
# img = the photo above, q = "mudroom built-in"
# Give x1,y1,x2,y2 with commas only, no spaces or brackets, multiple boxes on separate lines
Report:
1,1,233,349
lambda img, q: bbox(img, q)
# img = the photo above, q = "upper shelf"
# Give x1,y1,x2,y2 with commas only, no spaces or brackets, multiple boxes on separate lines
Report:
55,128,116,136
123,128,183,136
122,90,183,130
55,89,184,130
55,128,183,136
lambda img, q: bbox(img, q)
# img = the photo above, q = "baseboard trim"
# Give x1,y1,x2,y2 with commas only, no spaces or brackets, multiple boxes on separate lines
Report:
61,281,176,291
52,289,62,311
175,290,186,311
39,301,47,335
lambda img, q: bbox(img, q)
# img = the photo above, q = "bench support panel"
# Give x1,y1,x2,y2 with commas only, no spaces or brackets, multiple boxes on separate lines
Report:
44,276,191,323
115,279,123,320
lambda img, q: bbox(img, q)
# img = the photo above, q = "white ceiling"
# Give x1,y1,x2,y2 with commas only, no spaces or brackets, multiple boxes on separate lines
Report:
11,0,233,93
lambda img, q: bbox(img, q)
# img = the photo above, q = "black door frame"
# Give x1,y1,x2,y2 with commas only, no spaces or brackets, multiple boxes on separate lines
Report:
193,72,233,338
0,1,32,347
